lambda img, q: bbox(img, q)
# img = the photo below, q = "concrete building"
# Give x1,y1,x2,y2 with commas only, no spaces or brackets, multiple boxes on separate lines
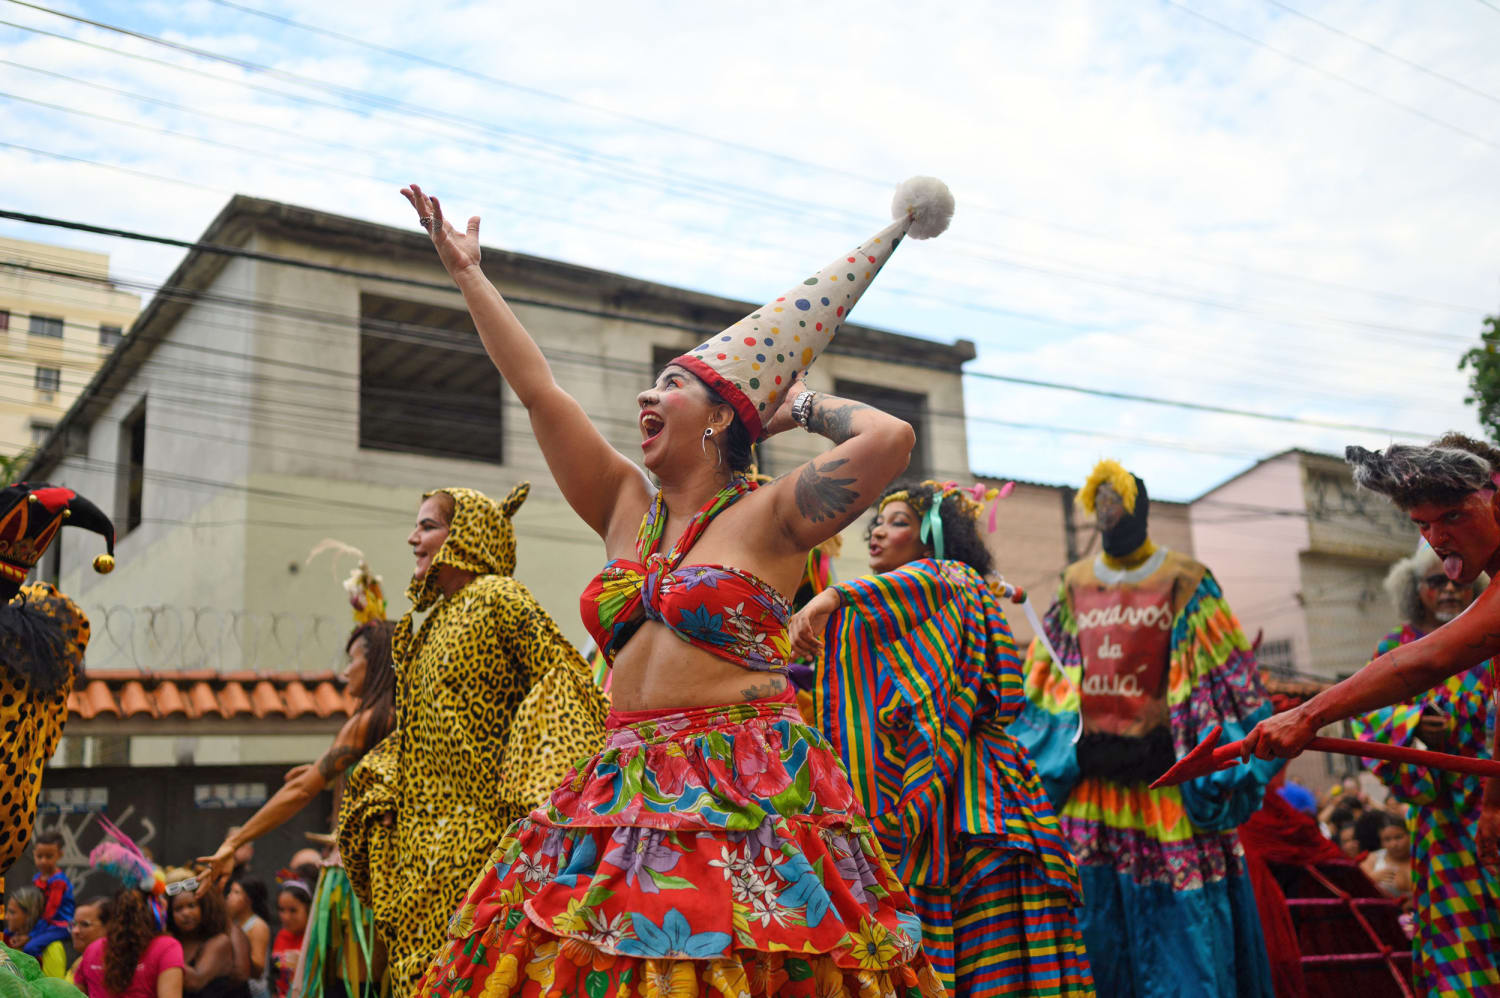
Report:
20,194,976,858
0,235,140,463
1190,448,1417,785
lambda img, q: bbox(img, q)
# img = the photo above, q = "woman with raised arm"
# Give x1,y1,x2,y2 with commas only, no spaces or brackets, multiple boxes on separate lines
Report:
399,178,954,998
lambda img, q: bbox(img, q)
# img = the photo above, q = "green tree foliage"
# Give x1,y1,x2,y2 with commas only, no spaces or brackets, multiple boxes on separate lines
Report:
1460,314,1500,444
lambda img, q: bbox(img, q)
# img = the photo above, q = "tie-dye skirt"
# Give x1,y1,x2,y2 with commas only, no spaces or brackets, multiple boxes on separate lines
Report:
412,690,942,998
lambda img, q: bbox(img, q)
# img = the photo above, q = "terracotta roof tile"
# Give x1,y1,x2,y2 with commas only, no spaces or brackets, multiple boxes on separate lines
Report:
72,680,120,719
312,682,345,718
217,681,253,718
66,670,356,724
117,680,155,718
249,680,283,718
282,680,314,719
154,681,187,717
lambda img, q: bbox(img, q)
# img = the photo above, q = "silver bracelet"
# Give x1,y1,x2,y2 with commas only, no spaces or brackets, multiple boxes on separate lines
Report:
791,390,817,429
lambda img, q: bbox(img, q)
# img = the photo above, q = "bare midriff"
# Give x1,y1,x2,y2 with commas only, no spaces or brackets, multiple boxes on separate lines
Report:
605,620,790,712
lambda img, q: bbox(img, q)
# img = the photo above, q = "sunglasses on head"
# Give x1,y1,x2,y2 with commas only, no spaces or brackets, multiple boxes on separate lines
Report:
164,877,199,898
1421,574,1460,590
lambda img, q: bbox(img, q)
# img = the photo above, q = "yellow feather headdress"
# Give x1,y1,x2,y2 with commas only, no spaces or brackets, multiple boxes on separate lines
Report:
1078,459,1138,515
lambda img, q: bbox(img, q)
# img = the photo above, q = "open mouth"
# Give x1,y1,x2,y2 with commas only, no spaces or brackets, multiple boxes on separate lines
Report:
640,410,665,443
1436,550,1465,579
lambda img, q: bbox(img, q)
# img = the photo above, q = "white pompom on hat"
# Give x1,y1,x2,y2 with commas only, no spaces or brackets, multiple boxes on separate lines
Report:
673,177,954,440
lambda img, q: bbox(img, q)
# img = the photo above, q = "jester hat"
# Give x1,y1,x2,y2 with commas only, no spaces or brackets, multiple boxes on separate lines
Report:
673,177,955,439
0,482,115,602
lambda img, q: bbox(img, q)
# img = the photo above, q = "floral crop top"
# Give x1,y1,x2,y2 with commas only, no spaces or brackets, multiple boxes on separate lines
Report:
580,477,792,673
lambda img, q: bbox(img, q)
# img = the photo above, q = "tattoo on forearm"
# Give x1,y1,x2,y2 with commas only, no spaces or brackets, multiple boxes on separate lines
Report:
795,458,859,523
806,400,871,444
316,744,362,781
740,678,785,701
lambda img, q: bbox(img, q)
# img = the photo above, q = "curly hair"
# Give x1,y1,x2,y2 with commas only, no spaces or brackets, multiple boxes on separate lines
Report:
105,888,162,994
868,481,994,576
1347,432,1500,509
166,879,228,941
1384,544,1487,624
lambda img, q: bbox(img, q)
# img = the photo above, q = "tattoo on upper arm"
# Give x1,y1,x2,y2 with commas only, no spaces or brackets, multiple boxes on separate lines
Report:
740,678,785,701
807,400,871,445
794,458,858,523
316,744,362,781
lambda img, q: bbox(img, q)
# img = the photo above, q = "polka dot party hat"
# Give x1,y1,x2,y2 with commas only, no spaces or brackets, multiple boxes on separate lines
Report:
673,176,954,440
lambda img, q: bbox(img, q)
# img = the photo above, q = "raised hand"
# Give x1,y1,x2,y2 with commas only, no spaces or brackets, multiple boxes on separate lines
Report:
196,840,238,892
400,184,482,278
761,373,808,438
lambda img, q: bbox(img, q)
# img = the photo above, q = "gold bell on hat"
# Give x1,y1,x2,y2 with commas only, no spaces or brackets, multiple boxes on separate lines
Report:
93,553,115,574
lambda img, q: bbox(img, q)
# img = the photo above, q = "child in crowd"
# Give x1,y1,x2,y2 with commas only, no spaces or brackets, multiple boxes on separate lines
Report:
1361,813,1415,903
67,896,113,984
29,831,75,958
5,886,66,977
268,881,310,998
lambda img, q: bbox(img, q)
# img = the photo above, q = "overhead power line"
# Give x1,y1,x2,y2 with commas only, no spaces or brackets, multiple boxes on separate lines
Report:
1263,0,1500,107
2,3,1494,325
1165,0,1500,153
0,208,1445,441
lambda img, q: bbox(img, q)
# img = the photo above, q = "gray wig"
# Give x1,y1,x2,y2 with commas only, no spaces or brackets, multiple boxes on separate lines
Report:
1384,543,1488,625
1346,433,1500,509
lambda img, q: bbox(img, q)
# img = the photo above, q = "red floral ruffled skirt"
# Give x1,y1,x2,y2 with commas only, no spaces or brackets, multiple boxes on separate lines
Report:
412,690,942,998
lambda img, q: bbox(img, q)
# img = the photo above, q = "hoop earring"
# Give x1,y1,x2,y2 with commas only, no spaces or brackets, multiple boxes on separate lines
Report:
701,427,722,468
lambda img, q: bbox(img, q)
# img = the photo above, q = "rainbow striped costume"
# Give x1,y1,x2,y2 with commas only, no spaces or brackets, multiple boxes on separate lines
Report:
1351,625,1500,997
1014,548,1276,998
815,558,1092,997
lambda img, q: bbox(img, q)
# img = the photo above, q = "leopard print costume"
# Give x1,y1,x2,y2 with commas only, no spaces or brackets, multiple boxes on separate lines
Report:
337,484,607,995
1,584,88,885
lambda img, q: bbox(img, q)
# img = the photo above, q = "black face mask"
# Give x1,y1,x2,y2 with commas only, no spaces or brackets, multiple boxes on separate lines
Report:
1101,475,1149,558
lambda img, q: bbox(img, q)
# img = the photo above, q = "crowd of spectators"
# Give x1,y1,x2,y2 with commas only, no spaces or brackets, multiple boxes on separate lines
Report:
3,830,316,998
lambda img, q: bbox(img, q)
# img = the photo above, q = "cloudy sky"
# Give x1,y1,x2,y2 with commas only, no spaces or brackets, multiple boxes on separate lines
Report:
1,0,1496,499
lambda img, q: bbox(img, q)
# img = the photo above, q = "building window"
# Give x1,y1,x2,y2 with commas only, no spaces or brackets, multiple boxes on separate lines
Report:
34,366,61,393
832,379,929,477
29,422,54,447
99,324,123,348
0,309,9,331
119,402,147,535
29,314,63,338
1259,638,1296,678
358,294,502,463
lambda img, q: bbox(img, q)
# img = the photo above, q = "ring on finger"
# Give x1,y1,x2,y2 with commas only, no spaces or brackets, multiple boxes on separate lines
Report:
419,216,434,229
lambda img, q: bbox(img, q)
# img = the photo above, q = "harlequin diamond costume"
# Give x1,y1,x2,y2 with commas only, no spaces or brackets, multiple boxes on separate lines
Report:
1013,461,1277,997
0,483,113,892
414,180,954,998
1348,543,1500,997
812,483,1092,996
338,483,608,997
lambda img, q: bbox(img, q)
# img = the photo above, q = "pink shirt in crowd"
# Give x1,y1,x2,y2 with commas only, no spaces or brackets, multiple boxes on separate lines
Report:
74,935,185,998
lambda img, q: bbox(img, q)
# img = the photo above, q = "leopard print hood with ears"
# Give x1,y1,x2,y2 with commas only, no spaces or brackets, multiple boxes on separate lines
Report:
404,483,531,614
